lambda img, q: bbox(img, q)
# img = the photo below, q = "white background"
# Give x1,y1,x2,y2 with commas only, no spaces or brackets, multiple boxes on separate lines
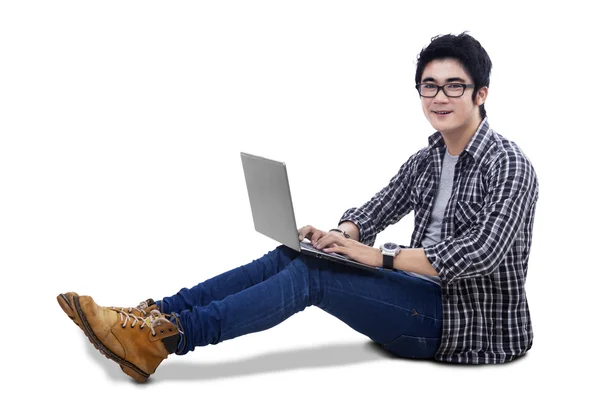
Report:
1,1,598,398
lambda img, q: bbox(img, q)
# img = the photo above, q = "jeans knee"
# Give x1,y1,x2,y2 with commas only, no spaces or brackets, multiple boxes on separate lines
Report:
273,245,300,265
287,256,323,306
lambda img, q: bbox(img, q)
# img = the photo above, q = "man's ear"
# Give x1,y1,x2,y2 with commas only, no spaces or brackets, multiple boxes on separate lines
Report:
476,86,488,106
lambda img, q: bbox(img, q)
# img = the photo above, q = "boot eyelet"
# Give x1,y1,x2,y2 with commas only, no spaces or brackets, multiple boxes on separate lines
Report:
169,328,173,332
152,333,156,337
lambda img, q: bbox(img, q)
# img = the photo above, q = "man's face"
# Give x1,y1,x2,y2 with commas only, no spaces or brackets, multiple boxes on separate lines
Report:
419,58,487,136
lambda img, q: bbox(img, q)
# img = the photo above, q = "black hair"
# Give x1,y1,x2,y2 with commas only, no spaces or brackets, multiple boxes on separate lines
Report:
415,32,492,118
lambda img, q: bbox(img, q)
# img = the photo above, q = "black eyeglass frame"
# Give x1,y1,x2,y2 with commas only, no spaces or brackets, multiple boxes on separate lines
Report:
415,83,475,98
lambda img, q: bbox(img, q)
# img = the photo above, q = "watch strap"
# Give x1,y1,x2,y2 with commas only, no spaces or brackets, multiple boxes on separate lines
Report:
382,254,394,270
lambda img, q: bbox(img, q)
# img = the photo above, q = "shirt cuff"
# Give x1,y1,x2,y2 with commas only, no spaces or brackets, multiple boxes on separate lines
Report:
338,213,375,246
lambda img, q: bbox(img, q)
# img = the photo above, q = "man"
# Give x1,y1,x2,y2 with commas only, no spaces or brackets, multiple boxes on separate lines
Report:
58,32,539,382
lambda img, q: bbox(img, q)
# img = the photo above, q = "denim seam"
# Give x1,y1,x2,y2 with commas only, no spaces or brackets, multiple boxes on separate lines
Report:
326,287,442,322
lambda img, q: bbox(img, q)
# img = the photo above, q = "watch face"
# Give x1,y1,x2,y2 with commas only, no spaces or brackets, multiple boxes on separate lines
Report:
383,242,398,251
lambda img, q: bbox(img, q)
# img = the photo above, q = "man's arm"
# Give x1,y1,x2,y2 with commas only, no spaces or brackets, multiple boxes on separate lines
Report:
336,221,360,241
337,150,425,246
394,248,438,276
317,233,439,273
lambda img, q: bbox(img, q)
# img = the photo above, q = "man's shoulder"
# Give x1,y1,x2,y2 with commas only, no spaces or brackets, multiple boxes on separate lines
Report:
483,130,538,185
407,146,430,163
400,146,430,175
415,145,431,158
487,130,535,168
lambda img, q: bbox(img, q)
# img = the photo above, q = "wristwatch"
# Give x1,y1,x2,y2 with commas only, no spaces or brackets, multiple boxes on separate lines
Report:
379,242,401,270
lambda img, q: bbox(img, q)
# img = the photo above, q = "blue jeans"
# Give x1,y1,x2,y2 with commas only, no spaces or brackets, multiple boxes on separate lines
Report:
158,245,443,359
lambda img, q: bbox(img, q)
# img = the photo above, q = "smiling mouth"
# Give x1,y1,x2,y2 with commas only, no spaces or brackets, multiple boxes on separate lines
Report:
433,111,452,115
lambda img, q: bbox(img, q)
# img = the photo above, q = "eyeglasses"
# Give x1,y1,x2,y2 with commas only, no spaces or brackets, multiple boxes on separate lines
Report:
415,83,475,98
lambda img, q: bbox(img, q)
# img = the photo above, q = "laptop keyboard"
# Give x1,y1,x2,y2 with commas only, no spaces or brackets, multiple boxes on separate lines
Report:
300,241,349,260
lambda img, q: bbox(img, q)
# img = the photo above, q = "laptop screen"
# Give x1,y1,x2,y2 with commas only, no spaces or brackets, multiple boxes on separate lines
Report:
240,152,301,251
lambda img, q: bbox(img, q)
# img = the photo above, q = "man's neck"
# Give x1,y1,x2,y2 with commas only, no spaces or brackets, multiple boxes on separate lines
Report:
440,117,483,156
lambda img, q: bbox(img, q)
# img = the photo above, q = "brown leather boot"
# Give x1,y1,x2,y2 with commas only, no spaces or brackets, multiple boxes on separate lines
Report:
60,294,183,383
57,292,158,330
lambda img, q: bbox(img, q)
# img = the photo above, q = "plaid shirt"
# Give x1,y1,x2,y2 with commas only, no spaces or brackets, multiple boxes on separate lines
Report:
340,118,539,364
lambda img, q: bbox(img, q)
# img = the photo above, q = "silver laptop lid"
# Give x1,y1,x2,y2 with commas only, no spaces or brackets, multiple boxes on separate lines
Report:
240,152,301,251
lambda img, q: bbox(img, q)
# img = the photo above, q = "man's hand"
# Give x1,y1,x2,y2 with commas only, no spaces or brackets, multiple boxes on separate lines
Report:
314,234,383,268
298,225,341,246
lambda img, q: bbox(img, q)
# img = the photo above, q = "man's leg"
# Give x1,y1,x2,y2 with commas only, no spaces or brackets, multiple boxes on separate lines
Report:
158,245,298,314
175,254,442,359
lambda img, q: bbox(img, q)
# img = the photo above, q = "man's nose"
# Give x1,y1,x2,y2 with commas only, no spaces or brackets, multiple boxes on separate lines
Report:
433,89,450,102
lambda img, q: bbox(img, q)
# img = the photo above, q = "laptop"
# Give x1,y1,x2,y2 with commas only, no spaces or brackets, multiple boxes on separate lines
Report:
240,152,380,272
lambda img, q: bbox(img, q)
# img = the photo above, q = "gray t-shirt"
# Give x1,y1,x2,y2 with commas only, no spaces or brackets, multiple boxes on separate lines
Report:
407,148,458,285
421,149,459,248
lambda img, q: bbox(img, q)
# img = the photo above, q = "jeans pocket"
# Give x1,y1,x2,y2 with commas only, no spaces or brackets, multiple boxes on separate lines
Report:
382,334,440,359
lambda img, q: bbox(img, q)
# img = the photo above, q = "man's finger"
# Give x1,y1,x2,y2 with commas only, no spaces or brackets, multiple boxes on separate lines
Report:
311,231,323,244
315,235,340,249
298,225,313,241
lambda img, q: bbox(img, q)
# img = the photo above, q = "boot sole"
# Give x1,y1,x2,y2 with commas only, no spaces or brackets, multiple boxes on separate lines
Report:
69,295,151,383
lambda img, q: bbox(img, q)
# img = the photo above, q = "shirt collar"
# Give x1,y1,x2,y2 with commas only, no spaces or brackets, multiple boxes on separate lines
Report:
427,117,492,162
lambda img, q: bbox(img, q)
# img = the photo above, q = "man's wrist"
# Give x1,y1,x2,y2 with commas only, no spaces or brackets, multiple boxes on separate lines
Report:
336,221,360,241
329,228,350,238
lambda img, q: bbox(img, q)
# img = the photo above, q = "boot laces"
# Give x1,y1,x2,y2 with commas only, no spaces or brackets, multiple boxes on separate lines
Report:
117,309,182,337
110,299,152,317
